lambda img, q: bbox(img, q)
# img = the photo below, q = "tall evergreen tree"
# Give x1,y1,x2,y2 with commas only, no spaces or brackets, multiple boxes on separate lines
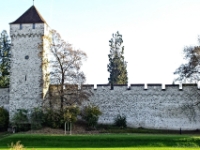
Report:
107,31,128,88
0,30,11,87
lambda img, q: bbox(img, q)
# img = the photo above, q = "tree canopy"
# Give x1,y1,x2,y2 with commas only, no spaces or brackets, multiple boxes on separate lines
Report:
174,38,200,83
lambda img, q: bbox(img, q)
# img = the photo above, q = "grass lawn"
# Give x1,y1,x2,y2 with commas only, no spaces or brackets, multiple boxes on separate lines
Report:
0,133,200,150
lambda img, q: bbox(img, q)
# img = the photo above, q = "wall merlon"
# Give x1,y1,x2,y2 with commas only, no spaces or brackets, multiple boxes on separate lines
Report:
165,84,179,87
147,84,162,90
113,84,128,86
130,84,144,86
97,84,109,87
182,83,197,86
82,84,95,90
82,84,94,87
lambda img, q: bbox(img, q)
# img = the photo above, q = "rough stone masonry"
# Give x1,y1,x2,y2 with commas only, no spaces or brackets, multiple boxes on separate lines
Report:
82,84,200,130
1,84,200,130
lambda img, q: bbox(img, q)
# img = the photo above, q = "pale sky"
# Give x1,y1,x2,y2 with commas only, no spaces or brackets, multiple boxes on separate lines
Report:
1,0,200,85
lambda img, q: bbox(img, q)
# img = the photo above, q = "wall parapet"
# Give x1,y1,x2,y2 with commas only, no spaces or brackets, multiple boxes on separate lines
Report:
84,83,199,91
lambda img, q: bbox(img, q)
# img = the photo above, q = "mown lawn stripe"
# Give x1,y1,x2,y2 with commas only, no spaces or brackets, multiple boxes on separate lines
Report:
0,134,200,149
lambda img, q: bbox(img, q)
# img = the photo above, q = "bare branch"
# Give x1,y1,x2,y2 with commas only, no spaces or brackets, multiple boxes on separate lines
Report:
47,30,90,113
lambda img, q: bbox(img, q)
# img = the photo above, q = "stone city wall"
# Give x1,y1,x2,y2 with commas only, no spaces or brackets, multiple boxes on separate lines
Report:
2,83,200,130
83,84,200,130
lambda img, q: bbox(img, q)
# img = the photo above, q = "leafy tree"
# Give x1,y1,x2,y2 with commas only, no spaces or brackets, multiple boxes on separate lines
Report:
48,30,91,121
107,31,128,88
174,37,200,107
43,109,62,128
82,105,102,129
174,40,200,83
0,30,11,87
64,105,80,123
64,105,80,134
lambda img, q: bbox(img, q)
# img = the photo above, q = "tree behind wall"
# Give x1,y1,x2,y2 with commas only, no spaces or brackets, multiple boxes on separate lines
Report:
49,30,91,115
174,37,200,107
0,30,11,88
107,31,128,87
174,37,200,83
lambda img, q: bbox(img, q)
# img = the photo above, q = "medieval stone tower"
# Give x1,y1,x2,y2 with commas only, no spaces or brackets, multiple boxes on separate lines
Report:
9,5,51,118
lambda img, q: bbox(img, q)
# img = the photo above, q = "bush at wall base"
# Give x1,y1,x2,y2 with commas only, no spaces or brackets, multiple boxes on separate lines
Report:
30,108,45,130
82,105,102,130
12,109,30,132
0,107,9,131
43,109,64,129
114,114,127,129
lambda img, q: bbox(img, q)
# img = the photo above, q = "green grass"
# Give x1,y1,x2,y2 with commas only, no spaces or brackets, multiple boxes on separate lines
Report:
14,148,200,150
0,132,10,140
0,133,200,150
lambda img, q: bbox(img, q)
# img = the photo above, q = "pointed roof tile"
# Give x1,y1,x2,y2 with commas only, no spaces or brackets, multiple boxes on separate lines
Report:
10,5,46,24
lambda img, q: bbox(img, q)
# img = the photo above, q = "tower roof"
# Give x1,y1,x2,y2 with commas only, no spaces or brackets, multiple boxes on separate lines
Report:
10,5,46,24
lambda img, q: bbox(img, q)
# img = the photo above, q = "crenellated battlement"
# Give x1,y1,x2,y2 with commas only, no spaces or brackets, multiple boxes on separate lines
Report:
81,83,200,130
10,24,45,37
82,83,199,91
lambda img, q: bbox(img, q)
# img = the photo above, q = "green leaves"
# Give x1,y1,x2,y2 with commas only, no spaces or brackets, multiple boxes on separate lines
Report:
64,105,80,123
0,30,11,88
108,31,128,85
82,105,102,128
12,109,30,131
114,114,127,129
0,75,9,87
30,108,45,130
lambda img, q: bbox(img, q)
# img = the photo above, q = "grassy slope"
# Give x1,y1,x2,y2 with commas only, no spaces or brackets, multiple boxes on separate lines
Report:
0,134,200,149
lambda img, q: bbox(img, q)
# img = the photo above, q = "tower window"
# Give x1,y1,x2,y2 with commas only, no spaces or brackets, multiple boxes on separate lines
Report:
20,24,22,30
25,75,27,81
33,23,35,29
25,55,29,59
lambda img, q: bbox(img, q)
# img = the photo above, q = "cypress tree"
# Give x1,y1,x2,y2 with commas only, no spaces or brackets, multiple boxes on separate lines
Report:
0,30,11,87
107,31,128,88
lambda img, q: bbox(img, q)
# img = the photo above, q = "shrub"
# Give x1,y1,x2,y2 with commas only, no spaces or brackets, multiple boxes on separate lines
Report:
30,108,45,130
9,141,25,150
64,105,80,133
12,109,30,131
82,105,102,129
0,107,9,131
43,109,63,129
114,114,127,128
64,105,80,123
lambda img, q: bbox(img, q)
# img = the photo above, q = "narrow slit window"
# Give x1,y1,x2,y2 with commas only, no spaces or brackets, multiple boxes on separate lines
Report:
20,24,22,30
33,23,35,29
25,75,27,81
